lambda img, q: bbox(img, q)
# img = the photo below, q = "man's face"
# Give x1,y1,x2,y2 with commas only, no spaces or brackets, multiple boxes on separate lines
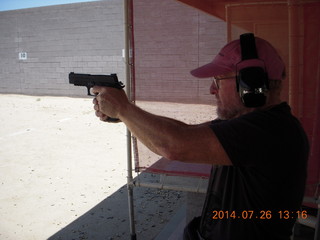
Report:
210,73,247,120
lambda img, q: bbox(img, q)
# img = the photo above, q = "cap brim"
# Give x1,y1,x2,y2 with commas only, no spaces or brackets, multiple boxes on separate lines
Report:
190,56,234,78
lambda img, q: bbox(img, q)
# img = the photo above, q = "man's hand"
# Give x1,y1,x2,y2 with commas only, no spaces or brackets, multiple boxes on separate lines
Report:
92,86,129,122
92,97,109,122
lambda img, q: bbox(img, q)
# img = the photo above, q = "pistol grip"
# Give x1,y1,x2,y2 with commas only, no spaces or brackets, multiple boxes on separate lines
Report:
104,117,121,123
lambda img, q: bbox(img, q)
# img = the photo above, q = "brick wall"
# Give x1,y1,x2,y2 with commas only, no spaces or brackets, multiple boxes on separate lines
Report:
133,0,227,104
0,0,125,96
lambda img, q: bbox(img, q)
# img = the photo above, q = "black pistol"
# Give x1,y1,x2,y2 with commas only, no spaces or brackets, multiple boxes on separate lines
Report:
69,72,125,122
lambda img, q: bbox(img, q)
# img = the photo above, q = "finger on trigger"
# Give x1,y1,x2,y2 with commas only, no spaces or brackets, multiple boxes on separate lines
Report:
92,86,102,95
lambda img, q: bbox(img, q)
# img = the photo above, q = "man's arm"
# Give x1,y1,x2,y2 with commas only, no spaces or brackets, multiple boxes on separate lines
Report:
92,86,232,166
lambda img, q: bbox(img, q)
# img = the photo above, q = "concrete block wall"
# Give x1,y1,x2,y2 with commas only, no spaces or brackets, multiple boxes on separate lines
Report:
133,0,227,104
0,0,227,102
0,0,125,96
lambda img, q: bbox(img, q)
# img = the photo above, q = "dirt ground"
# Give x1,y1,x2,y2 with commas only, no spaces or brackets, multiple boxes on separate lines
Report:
0,94,214,240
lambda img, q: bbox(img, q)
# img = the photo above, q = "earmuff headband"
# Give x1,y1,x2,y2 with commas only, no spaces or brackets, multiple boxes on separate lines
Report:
240,33,258,60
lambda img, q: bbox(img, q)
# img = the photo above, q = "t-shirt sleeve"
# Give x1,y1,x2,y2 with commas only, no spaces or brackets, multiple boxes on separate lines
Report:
210,114,280,167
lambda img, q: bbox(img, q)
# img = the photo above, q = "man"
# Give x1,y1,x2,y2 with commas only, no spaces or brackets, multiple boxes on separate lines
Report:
92,34,309,240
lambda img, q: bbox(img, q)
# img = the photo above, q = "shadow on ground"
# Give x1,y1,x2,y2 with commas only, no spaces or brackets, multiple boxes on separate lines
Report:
47,171,317,240
48,173,186,240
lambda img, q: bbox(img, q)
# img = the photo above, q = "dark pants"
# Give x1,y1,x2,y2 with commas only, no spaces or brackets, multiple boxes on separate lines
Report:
183,217,204,240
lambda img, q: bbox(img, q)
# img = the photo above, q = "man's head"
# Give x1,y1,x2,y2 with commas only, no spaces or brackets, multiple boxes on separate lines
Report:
191,34,285,120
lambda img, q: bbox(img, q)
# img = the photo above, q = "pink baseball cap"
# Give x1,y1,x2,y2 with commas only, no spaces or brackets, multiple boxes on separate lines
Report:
190,36,285,80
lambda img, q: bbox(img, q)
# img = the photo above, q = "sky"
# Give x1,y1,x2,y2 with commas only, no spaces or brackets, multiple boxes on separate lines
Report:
0,0,100,11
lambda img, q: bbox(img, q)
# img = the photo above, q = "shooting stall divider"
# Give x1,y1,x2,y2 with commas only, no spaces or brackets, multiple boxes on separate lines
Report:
123,0,136,239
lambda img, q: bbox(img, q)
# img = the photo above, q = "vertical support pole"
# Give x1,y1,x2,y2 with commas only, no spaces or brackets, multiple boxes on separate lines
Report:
288,0,303,118
127,129,136,240
225,4,232,42
124,0,136,239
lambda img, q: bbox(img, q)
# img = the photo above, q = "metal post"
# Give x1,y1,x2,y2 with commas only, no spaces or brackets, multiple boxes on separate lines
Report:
127,130,136,240
124,0,136,239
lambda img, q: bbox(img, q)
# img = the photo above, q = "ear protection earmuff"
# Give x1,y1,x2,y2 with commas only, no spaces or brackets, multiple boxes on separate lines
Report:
236,33,269,108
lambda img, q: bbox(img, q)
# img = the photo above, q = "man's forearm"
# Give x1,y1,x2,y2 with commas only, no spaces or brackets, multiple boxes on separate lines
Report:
119,103,189,158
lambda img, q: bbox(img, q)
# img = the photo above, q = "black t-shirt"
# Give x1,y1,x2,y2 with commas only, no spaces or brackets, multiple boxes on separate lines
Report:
199,102,309,240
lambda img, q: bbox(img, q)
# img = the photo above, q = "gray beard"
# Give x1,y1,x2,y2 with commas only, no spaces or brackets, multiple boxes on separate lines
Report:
216,105,245,120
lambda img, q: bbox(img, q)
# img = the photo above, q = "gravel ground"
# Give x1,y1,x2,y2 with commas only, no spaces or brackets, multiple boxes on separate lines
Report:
1,94,214,240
